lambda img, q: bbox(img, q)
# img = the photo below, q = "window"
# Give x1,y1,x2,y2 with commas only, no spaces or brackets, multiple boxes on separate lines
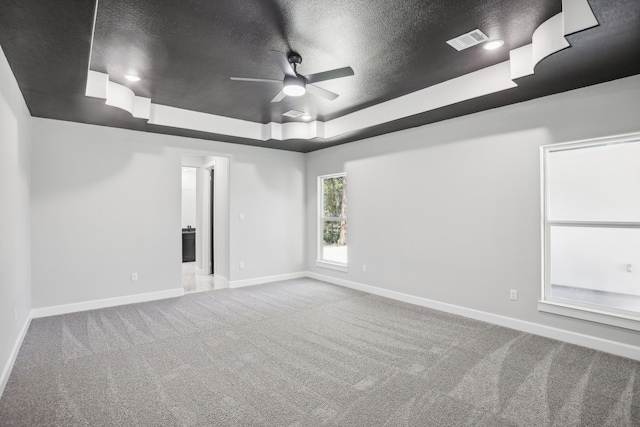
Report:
317,173,347,271
540,133,640,331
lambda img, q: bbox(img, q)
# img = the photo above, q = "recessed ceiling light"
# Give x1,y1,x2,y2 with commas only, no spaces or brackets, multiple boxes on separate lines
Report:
483,40,504,50
124,74,141,82
301,114,312,121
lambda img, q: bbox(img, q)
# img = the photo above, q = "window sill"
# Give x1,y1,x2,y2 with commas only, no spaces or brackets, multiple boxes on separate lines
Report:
538,299,640,332
316,260,348,272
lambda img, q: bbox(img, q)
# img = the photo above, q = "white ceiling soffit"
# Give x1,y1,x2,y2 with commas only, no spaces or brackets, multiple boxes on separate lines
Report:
85,0,598,143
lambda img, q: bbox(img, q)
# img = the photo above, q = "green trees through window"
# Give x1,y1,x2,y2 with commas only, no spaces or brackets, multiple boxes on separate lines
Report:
320,174,347,265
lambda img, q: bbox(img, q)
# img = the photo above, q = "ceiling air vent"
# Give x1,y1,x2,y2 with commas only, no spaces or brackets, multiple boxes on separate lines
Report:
282,109,305,118
446,29,489,51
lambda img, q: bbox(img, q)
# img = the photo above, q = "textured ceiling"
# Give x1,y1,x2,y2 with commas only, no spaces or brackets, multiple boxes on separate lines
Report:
0,0,639,152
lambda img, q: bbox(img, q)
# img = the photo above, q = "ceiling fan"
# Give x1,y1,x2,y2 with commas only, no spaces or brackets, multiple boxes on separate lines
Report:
230,51,354,102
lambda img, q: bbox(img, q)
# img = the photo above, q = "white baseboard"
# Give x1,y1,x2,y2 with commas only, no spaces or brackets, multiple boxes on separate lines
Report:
30,288,185,318
215,275,229,289
306,271,640,361
0,316,31,398
229,271,307,289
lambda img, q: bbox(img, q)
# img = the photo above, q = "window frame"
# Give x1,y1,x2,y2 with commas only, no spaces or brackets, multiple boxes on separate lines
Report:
316,172,348,272
539,133,640,331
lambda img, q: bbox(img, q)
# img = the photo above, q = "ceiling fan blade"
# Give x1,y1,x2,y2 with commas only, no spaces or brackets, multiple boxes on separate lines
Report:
271,90,286,103
307,84,339,101
269,51,296,77
230,77,281,83
304,67,354,84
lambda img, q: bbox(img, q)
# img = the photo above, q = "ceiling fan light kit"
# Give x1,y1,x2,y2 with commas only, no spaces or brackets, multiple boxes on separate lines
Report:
283,75,306,96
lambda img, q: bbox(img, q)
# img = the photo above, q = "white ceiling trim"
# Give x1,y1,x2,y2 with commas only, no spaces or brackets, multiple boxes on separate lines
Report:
85,0,598,142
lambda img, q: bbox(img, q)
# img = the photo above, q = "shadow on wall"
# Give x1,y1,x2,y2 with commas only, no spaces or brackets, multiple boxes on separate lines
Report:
31,121,168,196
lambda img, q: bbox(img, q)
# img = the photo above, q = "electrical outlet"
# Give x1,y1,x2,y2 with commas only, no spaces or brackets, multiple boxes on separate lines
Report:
131,273,138,282
510,289,518,300
362,264,367,272
239,262,245,269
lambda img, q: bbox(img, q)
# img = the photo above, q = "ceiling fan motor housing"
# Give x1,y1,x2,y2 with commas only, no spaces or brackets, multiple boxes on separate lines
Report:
288,52,303,66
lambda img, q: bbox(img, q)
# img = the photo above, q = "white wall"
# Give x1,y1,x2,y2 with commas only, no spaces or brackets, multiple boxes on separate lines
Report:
214,157,232,278
31,119,305,308
305,75,640,349
30,122,182,307
181,167,197,229
230,150,306,282
0,46,32,392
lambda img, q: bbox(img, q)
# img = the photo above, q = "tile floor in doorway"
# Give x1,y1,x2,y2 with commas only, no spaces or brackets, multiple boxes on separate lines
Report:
182,262,226,293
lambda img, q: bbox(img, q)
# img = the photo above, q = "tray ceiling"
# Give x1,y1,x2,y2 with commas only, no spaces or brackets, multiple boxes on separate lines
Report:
0,0,638,152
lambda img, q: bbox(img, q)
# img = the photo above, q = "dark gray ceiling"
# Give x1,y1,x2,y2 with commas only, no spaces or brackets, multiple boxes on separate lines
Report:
1,0,639,152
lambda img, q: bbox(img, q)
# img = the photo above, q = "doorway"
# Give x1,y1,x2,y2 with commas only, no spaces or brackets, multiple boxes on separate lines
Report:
180,154,230,292
181,165,213,292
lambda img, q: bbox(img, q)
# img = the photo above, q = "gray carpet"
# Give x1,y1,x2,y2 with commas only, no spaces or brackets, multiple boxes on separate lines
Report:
1,279,638,426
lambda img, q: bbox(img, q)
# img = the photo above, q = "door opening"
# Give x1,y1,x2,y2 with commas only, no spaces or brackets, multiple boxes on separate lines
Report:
180,154,230,291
